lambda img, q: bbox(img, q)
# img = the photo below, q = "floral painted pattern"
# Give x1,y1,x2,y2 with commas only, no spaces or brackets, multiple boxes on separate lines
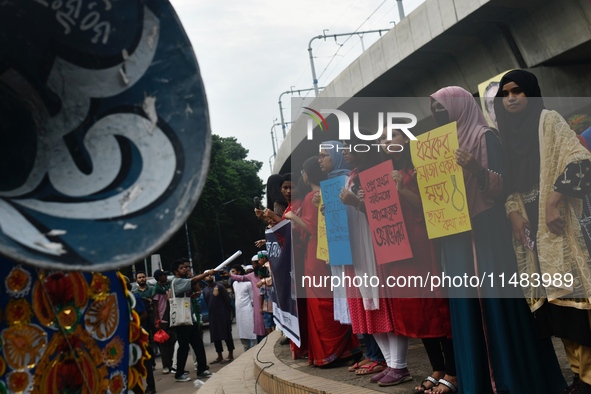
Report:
102,337,125,368
1,324,46,370
89,273,111,301
108,370,127,394
5,299,32,326
6,370,32,393
84,294,119,341
0,260,149,394
5,266,32,298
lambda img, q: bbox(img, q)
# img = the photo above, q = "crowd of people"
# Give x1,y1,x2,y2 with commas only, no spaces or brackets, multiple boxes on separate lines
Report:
254,69,591,394
130,253,274,391
130,69,591,394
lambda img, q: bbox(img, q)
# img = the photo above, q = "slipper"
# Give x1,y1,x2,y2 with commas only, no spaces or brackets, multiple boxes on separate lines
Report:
355,361,386,375
220,358,234,364
428,378,458,393
210,359,223,364
414,376,439,393
347,358,371,372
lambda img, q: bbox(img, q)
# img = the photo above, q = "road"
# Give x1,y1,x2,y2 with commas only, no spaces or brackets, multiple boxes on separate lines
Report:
152,322,247,393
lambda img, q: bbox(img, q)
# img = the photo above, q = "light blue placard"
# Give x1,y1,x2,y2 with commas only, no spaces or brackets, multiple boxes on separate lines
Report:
320,176,353,266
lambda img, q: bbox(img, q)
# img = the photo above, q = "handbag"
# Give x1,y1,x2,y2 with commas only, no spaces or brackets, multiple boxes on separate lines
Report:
169,279,193,327
153,329,170,343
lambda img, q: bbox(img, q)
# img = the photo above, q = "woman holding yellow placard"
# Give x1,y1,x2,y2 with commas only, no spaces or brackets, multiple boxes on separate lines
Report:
494,69,591,394
429,86,565,394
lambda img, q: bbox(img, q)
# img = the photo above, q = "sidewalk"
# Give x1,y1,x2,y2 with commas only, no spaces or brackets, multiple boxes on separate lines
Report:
154,323,573,393
274,335,572,393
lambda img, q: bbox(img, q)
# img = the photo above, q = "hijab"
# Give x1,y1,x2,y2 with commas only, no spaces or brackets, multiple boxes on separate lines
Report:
493,69,545,194
322,140,352,178
430,86,494,218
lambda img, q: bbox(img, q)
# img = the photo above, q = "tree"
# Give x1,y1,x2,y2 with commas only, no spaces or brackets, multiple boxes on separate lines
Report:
151,135,265,273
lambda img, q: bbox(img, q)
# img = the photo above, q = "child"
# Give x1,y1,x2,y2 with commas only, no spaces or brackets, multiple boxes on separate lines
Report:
257,267,275,335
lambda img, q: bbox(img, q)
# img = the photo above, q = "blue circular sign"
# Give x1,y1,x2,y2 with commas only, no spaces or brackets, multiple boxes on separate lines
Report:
0,1,211,270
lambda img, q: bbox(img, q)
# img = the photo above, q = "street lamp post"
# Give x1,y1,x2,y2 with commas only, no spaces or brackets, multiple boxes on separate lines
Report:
270,122,279,158
184,222,193,271
269,154,275,173
308,28,391,96
397,0,405,20
278,87,318,137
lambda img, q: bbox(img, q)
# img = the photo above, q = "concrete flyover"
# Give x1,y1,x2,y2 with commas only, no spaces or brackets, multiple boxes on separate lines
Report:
273,0,591,174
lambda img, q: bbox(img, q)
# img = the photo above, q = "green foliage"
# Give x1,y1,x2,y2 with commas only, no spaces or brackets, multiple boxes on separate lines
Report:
150,135,265,273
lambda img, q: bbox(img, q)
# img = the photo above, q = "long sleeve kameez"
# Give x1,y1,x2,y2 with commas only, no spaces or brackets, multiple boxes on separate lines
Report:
444,131,565,394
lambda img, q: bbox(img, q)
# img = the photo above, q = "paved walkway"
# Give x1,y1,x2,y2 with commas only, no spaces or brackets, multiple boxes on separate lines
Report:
154,323,574,394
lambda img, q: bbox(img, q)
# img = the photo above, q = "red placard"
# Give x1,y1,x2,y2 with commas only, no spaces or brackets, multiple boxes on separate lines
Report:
358,161,413,264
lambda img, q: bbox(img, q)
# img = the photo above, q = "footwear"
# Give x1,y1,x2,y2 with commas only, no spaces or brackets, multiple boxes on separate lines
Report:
355,361,386,375
210,358,223,364
162,367,170,374
348,358,371,372
197,370,213,378
220,358,234,364
370,367,391,383
377,367,412,387
170,367,176,373
175,373,192,382
429,378,458,393
414,376,440,393
145,388,156,394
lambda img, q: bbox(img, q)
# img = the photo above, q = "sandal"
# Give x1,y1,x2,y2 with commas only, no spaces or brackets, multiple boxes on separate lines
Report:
429,378,458,393
348,358,371,372
220,358,234,364
355,361,386,375
210,358,223,364
414,376,439,393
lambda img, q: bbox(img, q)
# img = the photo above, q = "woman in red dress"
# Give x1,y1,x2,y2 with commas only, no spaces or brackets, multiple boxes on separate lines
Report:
287,156,361,366
338,138,388,376
338,129,454,391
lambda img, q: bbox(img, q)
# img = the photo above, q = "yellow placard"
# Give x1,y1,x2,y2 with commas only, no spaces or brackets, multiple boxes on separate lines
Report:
477,69,513,129
316,194,328,261
410,122,471,238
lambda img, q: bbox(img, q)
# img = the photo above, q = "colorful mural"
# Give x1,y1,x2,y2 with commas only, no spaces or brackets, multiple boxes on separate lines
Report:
0,256,150,394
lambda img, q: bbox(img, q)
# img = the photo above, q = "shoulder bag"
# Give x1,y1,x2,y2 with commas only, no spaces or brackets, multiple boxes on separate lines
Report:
169,279,193,327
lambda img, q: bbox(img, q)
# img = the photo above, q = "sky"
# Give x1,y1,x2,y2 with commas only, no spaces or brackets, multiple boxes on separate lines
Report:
169,0,425,185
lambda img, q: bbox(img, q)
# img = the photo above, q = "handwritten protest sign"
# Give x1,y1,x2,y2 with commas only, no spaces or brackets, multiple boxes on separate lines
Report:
359,161,413,264
410,122,471,238
316,193,329,261
320,176,353,266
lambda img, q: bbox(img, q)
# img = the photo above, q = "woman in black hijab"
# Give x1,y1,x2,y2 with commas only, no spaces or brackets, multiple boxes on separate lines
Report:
494,69,544,195
495,69,591,393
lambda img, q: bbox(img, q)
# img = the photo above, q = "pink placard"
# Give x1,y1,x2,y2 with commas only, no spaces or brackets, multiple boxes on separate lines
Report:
359,161,413,264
